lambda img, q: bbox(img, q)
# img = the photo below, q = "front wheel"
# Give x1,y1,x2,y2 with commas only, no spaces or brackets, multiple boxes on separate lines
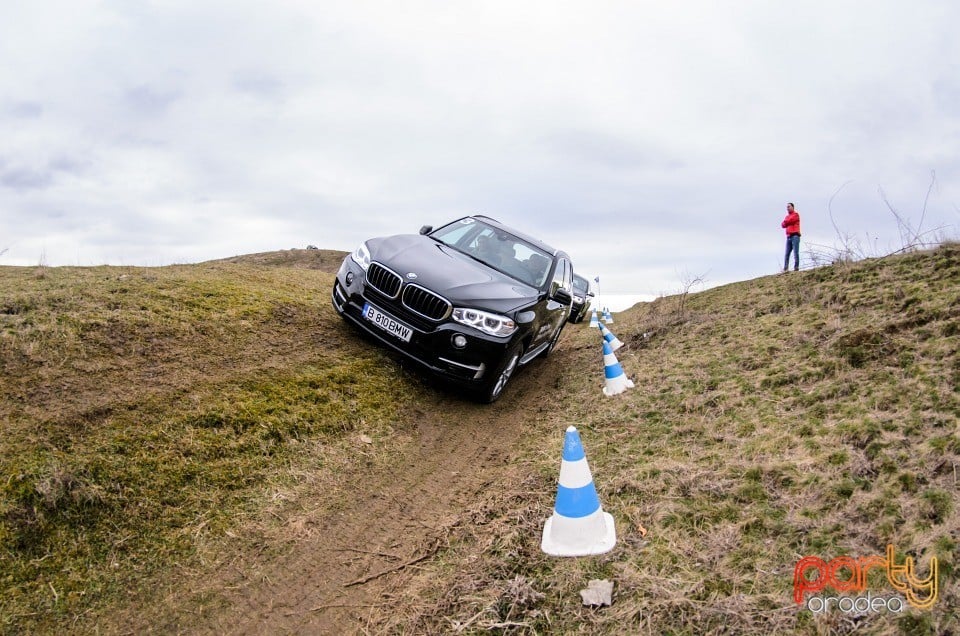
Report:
476,343,523,404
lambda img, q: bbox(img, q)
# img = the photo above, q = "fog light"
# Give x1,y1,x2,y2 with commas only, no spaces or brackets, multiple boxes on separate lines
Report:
345,271,354,286
451,334,468,349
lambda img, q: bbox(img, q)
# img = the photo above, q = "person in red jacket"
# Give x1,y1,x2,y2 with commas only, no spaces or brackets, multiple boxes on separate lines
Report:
781,202,801,271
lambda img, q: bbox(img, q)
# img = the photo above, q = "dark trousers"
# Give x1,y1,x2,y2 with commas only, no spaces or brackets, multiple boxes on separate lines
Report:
784,234,800,271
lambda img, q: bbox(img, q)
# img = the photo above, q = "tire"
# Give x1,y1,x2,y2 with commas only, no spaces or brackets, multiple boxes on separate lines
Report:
477,343,523,404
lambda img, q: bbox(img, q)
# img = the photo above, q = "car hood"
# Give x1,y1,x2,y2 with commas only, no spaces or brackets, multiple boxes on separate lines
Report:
368,234,540,313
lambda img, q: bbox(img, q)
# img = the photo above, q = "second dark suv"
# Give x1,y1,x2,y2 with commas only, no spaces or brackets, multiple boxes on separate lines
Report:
332,215,574,402
568,273,594,323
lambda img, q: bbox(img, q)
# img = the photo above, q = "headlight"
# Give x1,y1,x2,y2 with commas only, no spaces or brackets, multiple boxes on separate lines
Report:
350,242,372,271
451,308,517,337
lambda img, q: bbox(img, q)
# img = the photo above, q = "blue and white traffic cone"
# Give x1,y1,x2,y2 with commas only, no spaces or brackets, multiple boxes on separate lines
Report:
588,308,599,328
541,426,617,557
602,339,634,396
599,322,623,352
603,307,614,323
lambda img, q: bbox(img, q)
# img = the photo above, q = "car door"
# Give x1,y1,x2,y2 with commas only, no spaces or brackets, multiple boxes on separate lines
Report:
534,256,572,346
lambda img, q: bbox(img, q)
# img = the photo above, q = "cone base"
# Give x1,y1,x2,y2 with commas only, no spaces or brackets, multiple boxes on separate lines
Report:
541,510,617,557
602,376,634,396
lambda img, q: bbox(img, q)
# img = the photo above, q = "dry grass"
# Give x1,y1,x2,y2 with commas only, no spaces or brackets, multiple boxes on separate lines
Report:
2,244,958,635
0,251,420,634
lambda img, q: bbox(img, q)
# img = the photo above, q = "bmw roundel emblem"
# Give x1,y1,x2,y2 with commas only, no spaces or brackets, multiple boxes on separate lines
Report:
406,272,418,279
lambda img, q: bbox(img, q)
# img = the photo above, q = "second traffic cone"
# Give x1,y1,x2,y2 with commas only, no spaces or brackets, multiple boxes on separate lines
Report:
599,322,623,352
602,339,634,396
541,426,617,557
603,308,614,323
588,308,599,328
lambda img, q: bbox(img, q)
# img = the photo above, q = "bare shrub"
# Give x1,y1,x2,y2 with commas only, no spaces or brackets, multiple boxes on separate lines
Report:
812,172,954,268
674,270,708,325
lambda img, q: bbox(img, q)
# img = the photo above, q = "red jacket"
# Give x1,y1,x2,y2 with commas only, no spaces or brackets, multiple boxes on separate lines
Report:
781,211,800,236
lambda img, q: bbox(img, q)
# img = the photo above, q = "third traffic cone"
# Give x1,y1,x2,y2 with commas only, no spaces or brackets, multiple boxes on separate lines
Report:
602,339,634,396
599,322,623,352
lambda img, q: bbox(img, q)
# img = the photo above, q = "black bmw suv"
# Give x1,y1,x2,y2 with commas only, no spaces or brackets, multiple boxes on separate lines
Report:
332,215,574,402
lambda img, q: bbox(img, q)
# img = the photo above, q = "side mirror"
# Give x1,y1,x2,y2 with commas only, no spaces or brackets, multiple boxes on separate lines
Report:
552,287,573,305
587,291,595,298
419,225,433,235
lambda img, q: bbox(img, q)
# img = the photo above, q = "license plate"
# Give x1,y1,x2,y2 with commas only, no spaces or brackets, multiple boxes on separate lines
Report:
362,302,414,342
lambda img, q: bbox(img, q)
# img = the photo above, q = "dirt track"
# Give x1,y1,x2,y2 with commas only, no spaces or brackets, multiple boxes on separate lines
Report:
180,360,548,634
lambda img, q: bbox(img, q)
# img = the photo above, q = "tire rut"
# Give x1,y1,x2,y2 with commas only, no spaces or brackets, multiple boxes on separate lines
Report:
197,365,543,634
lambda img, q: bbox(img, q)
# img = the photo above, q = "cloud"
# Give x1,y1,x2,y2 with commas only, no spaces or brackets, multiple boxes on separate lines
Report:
124,85,182,117
231,72,284,99
0,164,53,191
0,153,90,192
4,101,44,118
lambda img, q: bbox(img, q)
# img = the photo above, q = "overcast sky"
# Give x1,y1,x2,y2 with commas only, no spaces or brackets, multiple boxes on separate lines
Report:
2,1,958,304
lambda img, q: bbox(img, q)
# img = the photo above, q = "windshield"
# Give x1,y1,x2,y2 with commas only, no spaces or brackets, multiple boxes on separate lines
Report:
573,275,590,294
430,218,553,289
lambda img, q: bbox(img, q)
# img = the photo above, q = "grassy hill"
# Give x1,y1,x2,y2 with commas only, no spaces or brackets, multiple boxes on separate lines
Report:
381,246,960,635
1,245,958,634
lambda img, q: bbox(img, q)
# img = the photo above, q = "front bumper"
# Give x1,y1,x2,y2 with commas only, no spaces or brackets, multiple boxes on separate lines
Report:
331,257,515,385
569,297,590,322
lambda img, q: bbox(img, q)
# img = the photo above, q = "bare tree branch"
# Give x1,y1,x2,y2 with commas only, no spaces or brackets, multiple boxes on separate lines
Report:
879,185,911,249
675,270,708,324
827,180,858,261
343,540,440,587
828,180,853,240
816,174,955,272
917,169,936,244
